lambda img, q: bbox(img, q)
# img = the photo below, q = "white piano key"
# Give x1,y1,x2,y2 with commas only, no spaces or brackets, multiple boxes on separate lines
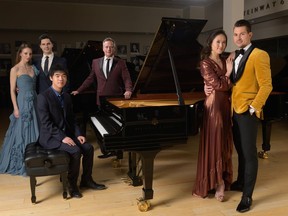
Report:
110,116,122,126
90,116,108,137
112,112,121,120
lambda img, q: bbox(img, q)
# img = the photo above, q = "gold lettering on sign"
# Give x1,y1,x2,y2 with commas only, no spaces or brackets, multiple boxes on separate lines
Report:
244,0,287,18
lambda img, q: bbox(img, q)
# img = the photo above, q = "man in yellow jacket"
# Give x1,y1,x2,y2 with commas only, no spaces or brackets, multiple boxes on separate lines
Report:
230,19,273,213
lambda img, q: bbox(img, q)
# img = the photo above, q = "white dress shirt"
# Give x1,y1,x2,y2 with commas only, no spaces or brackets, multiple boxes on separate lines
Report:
104,56,113,78
234,43,252,73
41,53,54,71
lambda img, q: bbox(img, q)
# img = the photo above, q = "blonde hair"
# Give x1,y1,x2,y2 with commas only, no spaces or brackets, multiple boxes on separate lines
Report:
103,37,117,52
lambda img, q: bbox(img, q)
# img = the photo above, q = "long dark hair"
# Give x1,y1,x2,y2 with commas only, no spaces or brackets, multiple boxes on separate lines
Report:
200,29,227,60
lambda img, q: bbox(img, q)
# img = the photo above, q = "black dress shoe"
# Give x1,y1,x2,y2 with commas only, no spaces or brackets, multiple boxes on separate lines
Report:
69,187,83,198
80,180,107,190
236,196,252,213
98,152,115,159
230,181,243,192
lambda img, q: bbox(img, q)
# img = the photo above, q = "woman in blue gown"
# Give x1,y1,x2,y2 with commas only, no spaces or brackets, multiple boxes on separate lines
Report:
0,43,39,176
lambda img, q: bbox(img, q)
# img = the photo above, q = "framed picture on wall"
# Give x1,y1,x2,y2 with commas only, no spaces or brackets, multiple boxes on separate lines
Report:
143,45,150,55
0,43,11,54
130,43,140,54
117,45,127,55
130,56,142,72
76,41,86,49
0,58,12,76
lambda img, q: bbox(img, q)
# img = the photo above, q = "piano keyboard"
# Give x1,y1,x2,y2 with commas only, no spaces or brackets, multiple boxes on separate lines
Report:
110,114,122,126
90,116,108,137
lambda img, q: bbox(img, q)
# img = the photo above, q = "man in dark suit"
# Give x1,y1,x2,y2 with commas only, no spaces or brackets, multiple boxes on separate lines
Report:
71,37,132,105
71,37,133,158
37,64,107,198
33,34,68,94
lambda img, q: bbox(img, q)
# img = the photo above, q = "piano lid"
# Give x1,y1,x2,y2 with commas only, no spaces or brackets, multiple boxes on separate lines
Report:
133,17,207,94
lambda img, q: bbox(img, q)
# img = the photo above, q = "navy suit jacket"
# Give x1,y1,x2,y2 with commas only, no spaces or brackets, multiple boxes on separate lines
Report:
33,55,67,94
37,87,82,149
76,57,132,105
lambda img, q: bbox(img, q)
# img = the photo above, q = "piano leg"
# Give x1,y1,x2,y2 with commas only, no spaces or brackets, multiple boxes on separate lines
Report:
259,120,272,159
127,152,143,186
135,149,160,212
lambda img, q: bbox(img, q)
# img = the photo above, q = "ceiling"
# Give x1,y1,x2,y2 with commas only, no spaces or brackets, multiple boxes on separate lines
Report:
17,0,220,8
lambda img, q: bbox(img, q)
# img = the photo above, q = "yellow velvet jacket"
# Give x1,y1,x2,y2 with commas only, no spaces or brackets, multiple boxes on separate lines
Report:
231,48,273,119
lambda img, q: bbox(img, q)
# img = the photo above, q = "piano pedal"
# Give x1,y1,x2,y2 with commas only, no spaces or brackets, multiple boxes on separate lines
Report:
137,198,151,212
258,150,269,159
111,159,122,168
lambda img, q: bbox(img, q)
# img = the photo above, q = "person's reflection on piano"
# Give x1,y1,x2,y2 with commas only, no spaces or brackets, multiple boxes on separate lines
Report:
71,37,133,158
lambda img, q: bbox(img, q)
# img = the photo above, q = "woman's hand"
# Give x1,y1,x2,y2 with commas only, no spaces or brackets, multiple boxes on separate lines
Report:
204,84,213,96
225,57,233,77
13,109,20,118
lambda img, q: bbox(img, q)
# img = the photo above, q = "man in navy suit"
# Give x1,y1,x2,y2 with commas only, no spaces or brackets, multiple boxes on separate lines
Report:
33,34,68,94
37,64,107,198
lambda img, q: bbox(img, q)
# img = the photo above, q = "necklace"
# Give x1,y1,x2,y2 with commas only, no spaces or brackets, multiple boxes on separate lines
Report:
21,63,32,77
24,64,31,73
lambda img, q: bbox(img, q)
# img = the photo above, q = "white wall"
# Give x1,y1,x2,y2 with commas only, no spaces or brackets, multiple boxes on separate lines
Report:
196,0,288,47
0,1,184,61
0,1,182,33
0,0,287,58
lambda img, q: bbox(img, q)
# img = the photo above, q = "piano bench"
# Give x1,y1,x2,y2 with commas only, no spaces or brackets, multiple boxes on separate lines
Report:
24,142,70,204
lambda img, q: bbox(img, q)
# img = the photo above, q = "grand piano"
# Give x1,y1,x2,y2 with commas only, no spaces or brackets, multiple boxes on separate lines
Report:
89,17,206,211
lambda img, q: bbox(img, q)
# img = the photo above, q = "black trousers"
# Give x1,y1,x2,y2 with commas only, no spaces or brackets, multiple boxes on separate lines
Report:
58,140,94,187
232,111,259,198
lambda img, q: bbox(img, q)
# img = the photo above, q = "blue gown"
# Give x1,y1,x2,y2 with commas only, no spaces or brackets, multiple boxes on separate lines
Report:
0,66,39,176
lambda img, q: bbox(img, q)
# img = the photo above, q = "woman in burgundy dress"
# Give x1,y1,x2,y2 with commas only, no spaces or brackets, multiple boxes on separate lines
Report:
192,30,234,201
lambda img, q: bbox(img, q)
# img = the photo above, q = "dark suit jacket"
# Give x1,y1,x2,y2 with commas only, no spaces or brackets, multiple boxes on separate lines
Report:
76,57,133,105
37,87,82,149
33,55,67,94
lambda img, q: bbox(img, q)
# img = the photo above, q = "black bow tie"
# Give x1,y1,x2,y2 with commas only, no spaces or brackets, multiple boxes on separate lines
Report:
235,48,245,57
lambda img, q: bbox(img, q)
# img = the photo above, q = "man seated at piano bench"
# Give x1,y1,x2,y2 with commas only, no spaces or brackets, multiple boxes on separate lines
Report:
71,37,133,159
37,64,107,198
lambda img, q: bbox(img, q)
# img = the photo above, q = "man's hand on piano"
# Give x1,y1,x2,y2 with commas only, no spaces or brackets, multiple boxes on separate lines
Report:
62,137,76,146
77,136,86,144
124,91,132,99
71,90,79,96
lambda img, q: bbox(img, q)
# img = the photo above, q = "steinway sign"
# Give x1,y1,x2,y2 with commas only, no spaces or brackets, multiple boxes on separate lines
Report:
244,0,288,20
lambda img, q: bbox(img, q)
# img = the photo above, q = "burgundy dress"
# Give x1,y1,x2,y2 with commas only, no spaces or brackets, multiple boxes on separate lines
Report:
192,58,233,198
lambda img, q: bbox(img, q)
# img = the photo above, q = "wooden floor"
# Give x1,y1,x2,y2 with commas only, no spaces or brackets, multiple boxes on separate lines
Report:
0,107,288,216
